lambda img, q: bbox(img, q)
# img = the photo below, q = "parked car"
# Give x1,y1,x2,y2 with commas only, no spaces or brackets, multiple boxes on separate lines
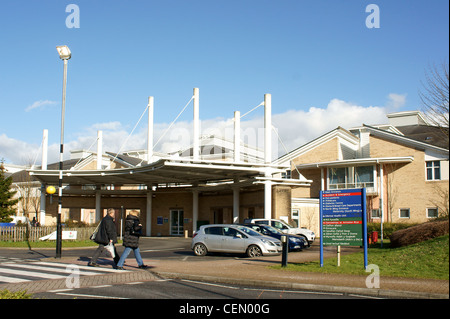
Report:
240,223,307,251
192,224,282,257
244,218,315,246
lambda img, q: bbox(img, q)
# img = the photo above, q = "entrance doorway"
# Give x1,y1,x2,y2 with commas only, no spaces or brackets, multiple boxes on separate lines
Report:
170,209,184,236
213,208,223,224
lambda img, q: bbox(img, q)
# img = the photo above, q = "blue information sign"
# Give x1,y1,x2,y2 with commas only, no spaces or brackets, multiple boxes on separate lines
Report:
320,188,368,269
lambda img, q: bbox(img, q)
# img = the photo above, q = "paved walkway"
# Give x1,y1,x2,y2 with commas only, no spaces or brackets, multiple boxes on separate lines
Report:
1,249,448,299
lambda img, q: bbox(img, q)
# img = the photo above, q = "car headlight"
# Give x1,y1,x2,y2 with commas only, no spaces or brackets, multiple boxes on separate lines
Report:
260,238,275,246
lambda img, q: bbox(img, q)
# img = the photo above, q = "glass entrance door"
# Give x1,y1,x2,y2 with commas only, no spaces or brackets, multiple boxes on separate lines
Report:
170,209,184,236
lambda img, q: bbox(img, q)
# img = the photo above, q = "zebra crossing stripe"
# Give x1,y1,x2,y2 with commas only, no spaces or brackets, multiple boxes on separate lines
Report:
3,263,104,276
0,260,131,284
0,267,66,280
33,262,125,272
0,275,31,283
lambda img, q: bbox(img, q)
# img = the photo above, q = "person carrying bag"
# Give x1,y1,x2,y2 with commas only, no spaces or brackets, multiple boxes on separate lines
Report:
88,208,120,267
116,210,148,270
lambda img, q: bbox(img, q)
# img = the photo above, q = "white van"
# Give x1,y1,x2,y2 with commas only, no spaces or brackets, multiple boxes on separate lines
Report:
244,218,315,246
11,216,30,225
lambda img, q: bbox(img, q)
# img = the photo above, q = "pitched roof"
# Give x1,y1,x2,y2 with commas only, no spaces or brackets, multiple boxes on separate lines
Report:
395,125,449,149
363,124,449,154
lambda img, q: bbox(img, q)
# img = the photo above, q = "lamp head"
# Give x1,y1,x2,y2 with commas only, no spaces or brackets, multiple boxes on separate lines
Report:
46,185,56,195
56,45,71,60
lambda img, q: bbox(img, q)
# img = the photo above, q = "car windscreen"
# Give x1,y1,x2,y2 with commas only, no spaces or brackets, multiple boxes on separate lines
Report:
235,226,262,236
264,225,283,234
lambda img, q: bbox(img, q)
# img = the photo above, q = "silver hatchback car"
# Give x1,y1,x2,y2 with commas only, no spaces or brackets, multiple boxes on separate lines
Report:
192,224,282,257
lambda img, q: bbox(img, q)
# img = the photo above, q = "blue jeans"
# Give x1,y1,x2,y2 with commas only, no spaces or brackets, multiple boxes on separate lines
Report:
117,246,144,267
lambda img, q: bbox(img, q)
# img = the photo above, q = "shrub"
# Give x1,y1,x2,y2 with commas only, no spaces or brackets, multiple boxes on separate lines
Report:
367,222,418,239
390,219,449,248
0,289,32,299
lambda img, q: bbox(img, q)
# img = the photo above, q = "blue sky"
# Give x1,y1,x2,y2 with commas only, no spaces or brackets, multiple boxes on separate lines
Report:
0,0,448,165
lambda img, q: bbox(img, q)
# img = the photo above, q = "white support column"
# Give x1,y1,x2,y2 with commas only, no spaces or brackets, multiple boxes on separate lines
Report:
42,129,48,170
39,184,46,225
192,190,199,234
95,188,102,222
40,129,48,225
147,96,154,163
264,93,272,164
234,111,240,163
263,93,272,219
233,182,240,223
97,130,102,170
264,180,272,219
146,189,152,236
321,168,325,190
193,88,200,161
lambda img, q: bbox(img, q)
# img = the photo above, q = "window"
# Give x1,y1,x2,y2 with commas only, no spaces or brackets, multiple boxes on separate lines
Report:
427,208,438,218
355,166,374,185
328,166,375,190
426,161,441,180
223,227,239,237
271,221,289,230
291,209,300,228
399,208,410,219
329,167,346,188
281,170,292,179
205,226,223,235
371,209,380,219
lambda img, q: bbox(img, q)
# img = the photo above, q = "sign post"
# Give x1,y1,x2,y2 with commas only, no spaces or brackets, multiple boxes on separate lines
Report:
320,188,368,269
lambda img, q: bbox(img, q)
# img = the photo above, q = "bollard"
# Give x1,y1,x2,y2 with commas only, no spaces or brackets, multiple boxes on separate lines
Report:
281,235,288,267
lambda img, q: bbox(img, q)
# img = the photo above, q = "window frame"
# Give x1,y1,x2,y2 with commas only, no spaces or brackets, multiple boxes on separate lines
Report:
399,208,410,219
328,165,375,190
371,209,381,219
427,207,439,219
426,160,441,181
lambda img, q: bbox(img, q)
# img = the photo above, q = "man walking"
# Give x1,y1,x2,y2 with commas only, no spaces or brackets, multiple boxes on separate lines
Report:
88,208,120,267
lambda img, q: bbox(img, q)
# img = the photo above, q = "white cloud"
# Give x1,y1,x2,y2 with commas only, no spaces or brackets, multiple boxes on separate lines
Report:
25,100,58,112
0,134,41,165
386,93,407,109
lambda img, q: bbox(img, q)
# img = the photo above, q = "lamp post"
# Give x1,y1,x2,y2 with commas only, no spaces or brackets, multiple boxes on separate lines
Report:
55,45,71,258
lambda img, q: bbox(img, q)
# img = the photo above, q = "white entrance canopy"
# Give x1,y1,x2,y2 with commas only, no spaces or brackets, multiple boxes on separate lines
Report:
28,157,294,187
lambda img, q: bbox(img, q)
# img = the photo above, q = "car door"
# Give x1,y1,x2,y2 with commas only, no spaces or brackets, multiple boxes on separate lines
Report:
203,226,225,252
271,220,289,233
222,227,247,253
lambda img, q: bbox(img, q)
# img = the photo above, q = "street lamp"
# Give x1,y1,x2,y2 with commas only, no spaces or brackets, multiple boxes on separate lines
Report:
55,45,71,258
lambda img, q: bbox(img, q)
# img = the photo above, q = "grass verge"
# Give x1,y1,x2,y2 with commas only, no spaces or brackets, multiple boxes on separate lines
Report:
271,235,449,280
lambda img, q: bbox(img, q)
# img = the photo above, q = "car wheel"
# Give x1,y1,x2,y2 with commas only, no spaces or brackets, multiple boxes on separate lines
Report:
246,245,262,258
193,243,208,256
298,235,310,247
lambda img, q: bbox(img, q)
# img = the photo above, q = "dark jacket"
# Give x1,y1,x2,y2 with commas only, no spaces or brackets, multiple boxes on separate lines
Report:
94,215,118,245
123,215,142,248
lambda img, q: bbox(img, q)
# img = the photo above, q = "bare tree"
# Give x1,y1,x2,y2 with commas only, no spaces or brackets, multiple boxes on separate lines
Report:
419,61,449,136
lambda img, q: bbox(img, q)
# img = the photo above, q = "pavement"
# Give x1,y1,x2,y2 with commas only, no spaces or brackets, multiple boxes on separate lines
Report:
0,237,448,299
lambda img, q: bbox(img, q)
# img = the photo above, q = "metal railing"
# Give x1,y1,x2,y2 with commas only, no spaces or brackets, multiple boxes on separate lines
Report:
328,182,376,194
0,226,96,242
